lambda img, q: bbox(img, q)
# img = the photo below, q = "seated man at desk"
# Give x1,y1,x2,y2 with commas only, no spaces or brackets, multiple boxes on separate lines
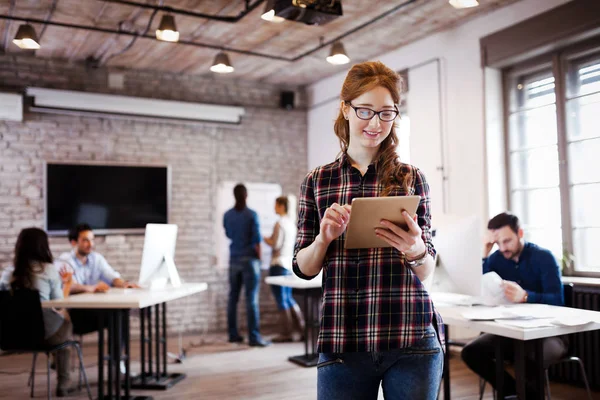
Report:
461,212,567,398
57,224,138,342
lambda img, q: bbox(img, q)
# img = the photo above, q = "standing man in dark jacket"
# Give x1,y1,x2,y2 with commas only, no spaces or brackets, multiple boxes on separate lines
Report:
224,184,270,347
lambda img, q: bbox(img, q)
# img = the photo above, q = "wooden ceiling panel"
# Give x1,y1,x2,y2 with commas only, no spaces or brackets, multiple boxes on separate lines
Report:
0,0,524,85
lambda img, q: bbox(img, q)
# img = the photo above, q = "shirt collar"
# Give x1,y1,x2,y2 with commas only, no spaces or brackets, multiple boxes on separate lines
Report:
339,152,377,173
71,249,91,267
519,242,531,260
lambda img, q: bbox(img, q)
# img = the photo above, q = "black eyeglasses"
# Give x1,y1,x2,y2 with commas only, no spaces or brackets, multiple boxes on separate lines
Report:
347,103,399,122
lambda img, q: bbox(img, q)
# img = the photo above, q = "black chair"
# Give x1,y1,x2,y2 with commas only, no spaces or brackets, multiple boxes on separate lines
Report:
479,283,592,400
543,283,592,400
0,289,92,399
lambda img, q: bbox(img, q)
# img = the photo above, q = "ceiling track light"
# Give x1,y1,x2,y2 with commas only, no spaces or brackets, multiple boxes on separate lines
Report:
12,23,41,49
261,9,285,23
261,0,285,23
210,52,234,74
156,14,179,42
326,41,349,65
449,0,479,9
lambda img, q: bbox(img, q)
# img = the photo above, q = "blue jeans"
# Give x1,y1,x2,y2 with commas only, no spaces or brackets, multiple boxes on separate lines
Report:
269,265,297,310
227,256,262,342
317,326,443,400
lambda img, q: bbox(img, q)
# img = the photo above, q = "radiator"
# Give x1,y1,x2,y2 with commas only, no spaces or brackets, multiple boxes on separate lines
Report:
548,284,600,389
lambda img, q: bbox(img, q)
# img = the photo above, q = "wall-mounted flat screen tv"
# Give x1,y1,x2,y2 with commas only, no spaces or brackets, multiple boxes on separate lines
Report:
46,163,169,234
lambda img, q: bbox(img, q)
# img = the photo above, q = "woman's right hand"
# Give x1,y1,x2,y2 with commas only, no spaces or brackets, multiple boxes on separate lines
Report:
58,264,73,285
316,203,351,246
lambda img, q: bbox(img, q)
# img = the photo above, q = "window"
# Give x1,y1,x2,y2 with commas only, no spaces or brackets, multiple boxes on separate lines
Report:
504,40,600,275
566,50,600,273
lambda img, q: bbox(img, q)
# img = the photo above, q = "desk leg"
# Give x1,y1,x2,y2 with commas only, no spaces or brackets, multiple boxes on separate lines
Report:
95,309,151,400
147,307,153,379
115,310,122,400
443,324,450,400
98,311,105,400
124,310,130,399
155,304,160,381
288,288,320,367
525,339,545,400
496,338,505,400
129,303,186,390
102,308,152,400
162,303,167,377
514,340,526,399
305,290,309,357
108,311,114,400
533,339,545,399
140,307,146,386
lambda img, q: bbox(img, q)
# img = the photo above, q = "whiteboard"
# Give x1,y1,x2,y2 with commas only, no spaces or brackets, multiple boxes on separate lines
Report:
215,182,282,270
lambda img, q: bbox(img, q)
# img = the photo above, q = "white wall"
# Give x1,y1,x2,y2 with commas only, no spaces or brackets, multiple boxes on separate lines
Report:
306,0,572,223
485,67,508,217
307,100,340,169
407,60,446,216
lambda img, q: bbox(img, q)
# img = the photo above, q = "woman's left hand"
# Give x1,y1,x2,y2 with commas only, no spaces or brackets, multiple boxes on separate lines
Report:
375,211,426,258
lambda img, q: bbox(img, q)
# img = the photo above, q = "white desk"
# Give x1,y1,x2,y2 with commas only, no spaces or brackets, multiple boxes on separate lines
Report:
43,283,208,309
43,283,208,400
438,304,600,340
436,302,600,400
264,274,322,289
265,274,322,367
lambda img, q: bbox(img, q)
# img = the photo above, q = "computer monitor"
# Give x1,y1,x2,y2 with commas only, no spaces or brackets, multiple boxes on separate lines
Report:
430,214,483,297
138,223,181,289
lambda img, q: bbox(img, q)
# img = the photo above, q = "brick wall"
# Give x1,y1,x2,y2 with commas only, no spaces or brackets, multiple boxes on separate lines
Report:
0,54,308,337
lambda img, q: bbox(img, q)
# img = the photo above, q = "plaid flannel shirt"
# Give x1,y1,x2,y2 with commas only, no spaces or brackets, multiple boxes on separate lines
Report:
292,153,444,353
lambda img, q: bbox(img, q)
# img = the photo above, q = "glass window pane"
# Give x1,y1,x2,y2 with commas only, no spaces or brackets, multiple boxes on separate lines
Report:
508,104,557,150
511,188,562,229
566,91,600,142
510,146,559,189
568,138,600,185
567,56,600,98
509,70,555,112
573,228,600,271
525,228,563,261
571,183,600,228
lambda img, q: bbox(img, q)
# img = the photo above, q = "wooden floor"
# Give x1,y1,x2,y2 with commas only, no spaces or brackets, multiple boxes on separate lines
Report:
0,334,597,399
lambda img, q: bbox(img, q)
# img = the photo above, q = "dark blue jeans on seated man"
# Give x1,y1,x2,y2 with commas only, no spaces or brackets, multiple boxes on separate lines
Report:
227,256,263,344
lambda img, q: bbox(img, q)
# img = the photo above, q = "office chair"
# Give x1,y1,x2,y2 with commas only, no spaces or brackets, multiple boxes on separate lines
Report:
0,288,92,399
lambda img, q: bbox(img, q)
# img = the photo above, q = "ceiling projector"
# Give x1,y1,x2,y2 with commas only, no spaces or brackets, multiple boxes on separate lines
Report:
271,0,343,25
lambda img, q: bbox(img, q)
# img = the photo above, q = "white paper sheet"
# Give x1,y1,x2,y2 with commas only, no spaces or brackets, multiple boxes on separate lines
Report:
480,272,512,306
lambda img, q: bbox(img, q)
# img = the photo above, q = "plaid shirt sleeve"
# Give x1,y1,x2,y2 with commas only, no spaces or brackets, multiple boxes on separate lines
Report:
292,170,321,280
413,167,436,260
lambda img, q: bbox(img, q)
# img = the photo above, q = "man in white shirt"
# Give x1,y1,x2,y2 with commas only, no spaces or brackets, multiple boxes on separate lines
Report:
57,223,138,374
58,223,138,294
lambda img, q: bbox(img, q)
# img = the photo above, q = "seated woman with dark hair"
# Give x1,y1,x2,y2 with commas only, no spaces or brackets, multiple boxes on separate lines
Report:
0,227,76,397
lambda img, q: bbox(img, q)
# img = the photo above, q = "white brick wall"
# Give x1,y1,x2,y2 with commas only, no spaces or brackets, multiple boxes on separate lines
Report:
0,54,308,336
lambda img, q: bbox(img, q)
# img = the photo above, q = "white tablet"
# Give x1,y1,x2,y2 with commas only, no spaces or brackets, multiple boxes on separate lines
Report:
344,196,421,249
